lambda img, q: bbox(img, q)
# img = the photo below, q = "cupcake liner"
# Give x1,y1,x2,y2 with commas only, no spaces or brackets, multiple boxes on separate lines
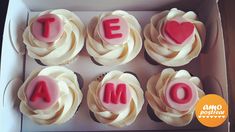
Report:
124,71,140,82
74,72,84,89
147,104,163,122
89,110,100,123
74,72,83,113
75,103,82,113
88,72,100,123
35,59,47,66
144,50,160,65
95,73,107,82
90,56,103,66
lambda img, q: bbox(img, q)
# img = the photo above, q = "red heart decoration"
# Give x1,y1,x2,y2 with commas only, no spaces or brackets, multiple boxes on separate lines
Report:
164,21,194,44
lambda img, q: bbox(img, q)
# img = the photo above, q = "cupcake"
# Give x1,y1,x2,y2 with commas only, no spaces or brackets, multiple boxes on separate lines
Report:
87,71,144,127
86,10,142,66
18,66,83,125
145,68,205,126
23,9,85,65
144,8,206,67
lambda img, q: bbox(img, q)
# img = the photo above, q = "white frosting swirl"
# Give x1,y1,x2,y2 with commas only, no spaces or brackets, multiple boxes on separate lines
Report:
87,71,144,127
144,8,206,66
18,66,83,125
23,9,85,65
145,68,205,126
86,10,142,66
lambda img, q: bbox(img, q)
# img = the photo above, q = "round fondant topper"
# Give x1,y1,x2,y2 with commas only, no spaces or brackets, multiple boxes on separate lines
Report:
99,80,131,113
165,79,198,111
31,14,64,43
98,15,129,45
164,20,194,44
26,76,59,110
170,83,192,104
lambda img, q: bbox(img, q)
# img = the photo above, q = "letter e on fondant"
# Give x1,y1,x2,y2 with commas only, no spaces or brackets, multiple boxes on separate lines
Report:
98,15,129,45
31,14,63,43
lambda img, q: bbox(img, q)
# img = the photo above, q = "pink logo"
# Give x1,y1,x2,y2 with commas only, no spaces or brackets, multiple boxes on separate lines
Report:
99,80,131,113
98,15,129,45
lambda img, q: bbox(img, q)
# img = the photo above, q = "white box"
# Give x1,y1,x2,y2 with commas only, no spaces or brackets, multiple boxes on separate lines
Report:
0,0,229,131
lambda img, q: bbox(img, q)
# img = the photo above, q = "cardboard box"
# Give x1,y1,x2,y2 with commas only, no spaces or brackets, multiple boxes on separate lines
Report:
0,0,229,131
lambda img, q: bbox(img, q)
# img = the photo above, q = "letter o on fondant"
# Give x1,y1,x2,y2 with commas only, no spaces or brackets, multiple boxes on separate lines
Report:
98,80,131,113
165,79,198,111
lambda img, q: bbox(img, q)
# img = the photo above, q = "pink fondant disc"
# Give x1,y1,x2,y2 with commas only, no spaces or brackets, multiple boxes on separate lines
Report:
25,76,59,110
99,80,131,113
31,13,63,43
98,15,129,45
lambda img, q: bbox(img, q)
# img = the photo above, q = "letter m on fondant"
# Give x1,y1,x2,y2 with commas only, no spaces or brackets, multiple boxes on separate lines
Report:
103,83,127,104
